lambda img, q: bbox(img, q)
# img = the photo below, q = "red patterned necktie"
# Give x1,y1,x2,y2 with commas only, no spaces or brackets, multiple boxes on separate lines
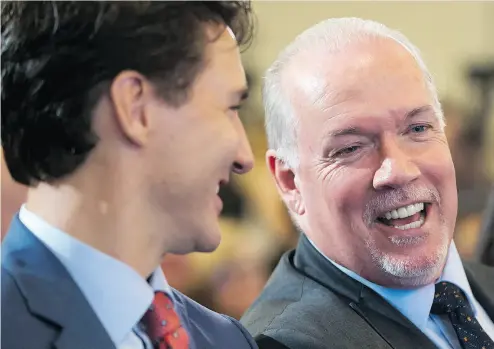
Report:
142,292,190,349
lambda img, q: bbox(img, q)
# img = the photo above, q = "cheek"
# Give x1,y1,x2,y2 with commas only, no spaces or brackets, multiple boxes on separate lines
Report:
328,166,375,215
421,144,456,189
419,145,458,218
305,165,373,222
189,116,236,153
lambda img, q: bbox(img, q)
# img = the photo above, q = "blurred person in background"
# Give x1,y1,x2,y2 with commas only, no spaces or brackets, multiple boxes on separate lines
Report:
210,260,270,320
440,100,481,259
241,18,494,349
1,2,258,349
441,100,492,260
476,186,494,266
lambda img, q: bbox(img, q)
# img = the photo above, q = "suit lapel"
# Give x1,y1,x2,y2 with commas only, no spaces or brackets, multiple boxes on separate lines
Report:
54,317,115,349
293,234,437,349
464,261,494,319
170,289,197,349
2,217,115,349
356,288,437,349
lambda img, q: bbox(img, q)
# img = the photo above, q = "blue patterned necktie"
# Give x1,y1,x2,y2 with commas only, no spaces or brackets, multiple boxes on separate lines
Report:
431,281,493,349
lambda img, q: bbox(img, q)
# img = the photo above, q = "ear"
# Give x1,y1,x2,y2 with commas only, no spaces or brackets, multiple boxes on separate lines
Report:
109,70,150,146
266,149,305,216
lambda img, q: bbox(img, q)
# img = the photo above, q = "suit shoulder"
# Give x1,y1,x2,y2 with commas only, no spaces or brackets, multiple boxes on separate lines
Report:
2,266,26,310
463,260,494,275
241,263,362,347
172,289,257,349
1,267,58,349
255,331,327,349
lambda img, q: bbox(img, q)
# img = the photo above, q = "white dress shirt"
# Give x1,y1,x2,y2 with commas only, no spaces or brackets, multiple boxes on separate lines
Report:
19,205,180,349
308,238,494,348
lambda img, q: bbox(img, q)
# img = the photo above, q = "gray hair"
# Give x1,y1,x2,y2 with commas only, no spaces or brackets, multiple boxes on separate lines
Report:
263,17,444,169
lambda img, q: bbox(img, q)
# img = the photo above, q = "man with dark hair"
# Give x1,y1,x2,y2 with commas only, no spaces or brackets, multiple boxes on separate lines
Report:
1,2,257,349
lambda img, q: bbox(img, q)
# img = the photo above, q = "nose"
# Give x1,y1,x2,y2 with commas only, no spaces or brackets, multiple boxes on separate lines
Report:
373,139,420,190
231,118,254,175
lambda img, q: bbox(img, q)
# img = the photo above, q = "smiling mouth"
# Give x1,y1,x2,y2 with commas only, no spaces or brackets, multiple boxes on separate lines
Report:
376,202,429,231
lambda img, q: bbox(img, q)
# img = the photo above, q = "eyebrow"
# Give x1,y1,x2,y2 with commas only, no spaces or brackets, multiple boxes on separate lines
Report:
234,87,249,102
404,105,434,121
327,126,364,138
326,105,435,139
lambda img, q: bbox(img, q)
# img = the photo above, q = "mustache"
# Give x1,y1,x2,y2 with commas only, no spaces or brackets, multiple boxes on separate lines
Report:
363,185,440,224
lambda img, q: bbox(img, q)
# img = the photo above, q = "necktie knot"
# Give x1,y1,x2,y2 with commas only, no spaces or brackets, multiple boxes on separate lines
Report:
431,281,473,316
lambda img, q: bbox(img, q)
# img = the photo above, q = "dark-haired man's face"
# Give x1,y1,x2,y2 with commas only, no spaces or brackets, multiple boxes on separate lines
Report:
145,26,253,254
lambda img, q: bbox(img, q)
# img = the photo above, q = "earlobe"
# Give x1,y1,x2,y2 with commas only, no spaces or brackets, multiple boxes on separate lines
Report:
292,198,305,216
292,176,306,216
110,70,149,146
266,150,305,216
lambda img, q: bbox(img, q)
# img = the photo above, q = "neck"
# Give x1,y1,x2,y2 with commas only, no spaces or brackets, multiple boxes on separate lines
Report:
26,169,167,278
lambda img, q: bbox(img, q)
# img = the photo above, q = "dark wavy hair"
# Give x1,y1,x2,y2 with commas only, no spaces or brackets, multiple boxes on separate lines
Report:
1,1,255,186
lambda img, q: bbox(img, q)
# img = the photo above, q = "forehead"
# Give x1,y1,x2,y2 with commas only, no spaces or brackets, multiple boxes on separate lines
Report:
285,38,432,130
198,26,247,91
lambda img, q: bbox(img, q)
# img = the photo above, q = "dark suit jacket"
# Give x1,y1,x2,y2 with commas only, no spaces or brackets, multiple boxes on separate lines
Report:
1,215,258,349
241,234,494,349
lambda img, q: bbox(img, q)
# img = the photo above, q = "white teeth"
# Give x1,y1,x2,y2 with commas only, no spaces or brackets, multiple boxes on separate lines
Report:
406,205,416,216
383,202,424,220
398,207,408,217
216,185,220,194
393,215,425,230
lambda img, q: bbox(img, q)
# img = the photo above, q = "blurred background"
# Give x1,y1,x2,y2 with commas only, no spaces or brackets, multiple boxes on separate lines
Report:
2,1,493,320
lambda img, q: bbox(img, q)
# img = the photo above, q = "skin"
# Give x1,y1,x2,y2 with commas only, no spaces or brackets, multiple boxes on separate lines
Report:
25,24,254,279
268,37,458,288
1,151,28,239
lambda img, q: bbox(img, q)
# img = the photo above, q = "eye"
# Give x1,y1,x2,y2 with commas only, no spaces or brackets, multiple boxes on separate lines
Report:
409,124,432,134
334,145,361,157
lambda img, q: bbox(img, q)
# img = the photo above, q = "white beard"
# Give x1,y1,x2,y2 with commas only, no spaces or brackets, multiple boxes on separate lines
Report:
366,227,450,287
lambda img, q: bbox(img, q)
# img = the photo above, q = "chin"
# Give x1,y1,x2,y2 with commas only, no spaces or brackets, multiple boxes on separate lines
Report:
370,236,450,287
381,252,446,286
193,226,222,253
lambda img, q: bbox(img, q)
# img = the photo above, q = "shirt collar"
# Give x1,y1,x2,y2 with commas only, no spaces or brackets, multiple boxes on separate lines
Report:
307,236,475,330
19,205,174,346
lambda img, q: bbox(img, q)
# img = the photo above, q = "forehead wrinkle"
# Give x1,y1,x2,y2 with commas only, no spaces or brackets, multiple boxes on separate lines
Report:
290,59,373,114
319,87,361,114
285,70,359,122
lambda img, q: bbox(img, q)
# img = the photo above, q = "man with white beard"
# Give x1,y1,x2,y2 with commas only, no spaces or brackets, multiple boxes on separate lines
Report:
241,17,494,349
